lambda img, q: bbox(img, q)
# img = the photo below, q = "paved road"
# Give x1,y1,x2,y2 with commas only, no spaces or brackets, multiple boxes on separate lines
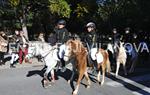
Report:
0,63,150,95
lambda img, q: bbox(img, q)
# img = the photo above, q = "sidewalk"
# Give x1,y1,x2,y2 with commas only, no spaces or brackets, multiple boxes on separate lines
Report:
0,55,44,70
0,54,72,70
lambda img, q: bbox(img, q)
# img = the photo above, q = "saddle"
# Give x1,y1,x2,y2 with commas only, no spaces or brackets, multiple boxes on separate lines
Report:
87,52,96,66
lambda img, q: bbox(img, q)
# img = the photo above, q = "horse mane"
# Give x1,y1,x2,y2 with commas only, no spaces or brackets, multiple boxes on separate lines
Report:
116,41,127,60
66,39,87,55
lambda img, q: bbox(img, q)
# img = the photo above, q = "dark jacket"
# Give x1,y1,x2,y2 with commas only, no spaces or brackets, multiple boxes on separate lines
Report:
122,33,132,43
113,33,121,44
48,32,57,46
18,35,29,45
82,31,97,49
54,27,71,44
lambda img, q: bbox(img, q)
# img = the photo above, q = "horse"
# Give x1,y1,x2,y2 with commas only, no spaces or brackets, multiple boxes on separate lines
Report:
63,39,91,95
26,41,61,88
89,47,111,85
115,41,127,77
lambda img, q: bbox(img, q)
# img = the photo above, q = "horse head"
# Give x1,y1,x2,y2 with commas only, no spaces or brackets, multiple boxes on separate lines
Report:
64,39,86,61
107,43,114,54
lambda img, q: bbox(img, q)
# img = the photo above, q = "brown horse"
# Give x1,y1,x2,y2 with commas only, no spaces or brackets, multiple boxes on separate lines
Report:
90,48,111,85
63,39,91,95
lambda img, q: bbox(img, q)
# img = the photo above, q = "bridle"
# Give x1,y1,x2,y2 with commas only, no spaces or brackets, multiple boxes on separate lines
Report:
64,54,70,58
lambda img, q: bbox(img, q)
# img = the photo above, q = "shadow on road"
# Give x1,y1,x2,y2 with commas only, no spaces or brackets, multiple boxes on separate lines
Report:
107,74,150,95
26,67,94,91
26,66,46,77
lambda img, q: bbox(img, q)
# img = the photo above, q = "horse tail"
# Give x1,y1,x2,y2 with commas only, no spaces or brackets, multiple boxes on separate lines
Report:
105,50,111,73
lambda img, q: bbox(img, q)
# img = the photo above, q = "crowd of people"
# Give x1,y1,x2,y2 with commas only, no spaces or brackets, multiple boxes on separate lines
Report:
0,19,149,69
0,30,30,67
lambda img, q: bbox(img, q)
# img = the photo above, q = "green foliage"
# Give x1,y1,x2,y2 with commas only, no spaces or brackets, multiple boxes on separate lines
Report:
75,4,89,18
1,0,150,35
9,0,20,7
49,0,71,18
97,0,125,21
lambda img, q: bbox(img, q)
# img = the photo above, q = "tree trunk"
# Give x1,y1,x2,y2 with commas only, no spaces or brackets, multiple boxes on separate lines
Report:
22,25,29,40
20,7,29,40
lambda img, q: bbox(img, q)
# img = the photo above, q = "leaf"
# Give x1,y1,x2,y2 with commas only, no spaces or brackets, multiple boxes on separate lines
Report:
48,0,71,18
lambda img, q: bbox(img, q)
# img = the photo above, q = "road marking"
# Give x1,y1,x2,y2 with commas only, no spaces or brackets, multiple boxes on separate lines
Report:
106,74,150,87
132,91,143,95
107,73,150,94
106,81,124,87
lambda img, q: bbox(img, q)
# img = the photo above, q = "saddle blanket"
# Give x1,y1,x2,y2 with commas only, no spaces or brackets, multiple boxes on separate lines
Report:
90,48,103,64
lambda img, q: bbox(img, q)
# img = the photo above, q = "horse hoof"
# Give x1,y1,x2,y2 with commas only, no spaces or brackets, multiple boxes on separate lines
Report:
115,74,118,77
44,83,52,88
67,80,71,84
72,92,77,95
86,85,90,89
100,82,104,86
44,85,49,89
43,84,51,89
43,80,52,88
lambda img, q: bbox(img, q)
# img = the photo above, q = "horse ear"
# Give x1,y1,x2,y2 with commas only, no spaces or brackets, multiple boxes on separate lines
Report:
122,42,124,44
69,39,74,44
66,39,73,46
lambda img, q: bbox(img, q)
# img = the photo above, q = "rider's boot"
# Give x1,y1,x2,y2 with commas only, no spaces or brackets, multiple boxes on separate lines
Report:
60,59,66,72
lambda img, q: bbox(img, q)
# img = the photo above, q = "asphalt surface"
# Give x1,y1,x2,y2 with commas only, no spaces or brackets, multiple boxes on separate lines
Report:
0,58,150,95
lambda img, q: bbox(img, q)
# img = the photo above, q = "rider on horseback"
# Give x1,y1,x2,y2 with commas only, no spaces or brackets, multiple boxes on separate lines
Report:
54,19,71,72
81,22,98,72
85,22,97,49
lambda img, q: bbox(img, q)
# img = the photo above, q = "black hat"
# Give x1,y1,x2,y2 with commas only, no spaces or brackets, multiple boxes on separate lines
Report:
57,19,66,25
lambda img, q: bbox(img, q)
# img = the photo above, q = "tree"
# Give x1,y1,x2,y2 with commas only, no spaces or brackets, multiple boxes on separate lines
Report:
97,0,140,32
49,0,71,18
8,0,72,40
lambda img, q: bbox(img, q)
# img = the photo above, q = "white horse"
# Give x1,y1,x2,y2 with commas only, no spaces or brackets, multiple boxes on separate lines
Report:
26,41,65,87
107,42,127,77
115,42,127,77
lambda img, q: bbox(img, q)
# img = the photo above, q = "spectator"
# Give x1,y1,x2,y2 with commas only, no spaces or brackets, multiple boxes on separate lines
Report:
37,32,45,42
9,30,20,68
18,30,29,64
0,31,8,65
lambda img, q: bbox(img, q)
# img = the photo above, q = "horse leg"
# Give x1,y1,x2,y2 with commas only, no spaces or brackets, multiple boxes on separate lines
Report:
101,65,105,86
43,73,50,88
73,71,84,95
84,71,91,88
123,62,127,75
115,61,120,77
43,66,52,88
51,69,55,83
97,70,101,83
68,68,75,84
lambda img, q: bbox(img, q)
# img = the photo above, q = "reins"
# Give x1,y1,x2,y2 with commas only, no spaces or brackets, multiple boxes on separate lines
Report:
42,47,57,59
